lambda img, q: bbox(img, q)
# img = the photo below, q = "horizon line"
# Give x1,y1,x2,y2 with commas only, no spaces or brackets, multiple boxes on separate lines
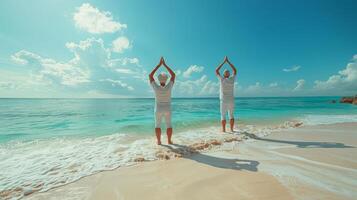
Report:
0,95,345,100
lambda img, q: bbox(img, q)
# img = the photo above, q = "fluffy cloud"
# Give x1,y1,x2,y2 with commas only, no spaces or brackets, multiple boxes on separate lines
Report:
269,82,278,87
73,3,127,34
283,65,301,72
314,55,357,94
172,65,219,97
112,36,131,53
200,80,219,95
182,65,204,78
100,79,134,91
246,82,261,92
107,57,145,80
175,75,217,96
294,79,305,91
4,4,145,97
11,38,141,94
0,81,20,89
12,50,90,86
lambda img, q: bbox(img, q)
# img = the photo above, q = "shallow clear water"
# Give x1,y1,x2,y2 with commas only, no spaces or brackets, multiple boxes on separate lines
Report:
1,97,357,199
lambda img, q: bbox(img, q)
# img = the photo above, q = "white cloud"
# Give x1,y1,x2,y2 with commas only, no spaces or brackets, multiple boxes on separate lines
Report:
11,50,90,86
314,55,357,94
100,79,134,91
66,38,100,51
0,81,20,89
174,75,219,96
107,57,145,80
269,82,278,87
11,37,145,96
176,70,182,76
11,50,42,65
73,3,127,34
246,82,261,92
182,65,204,78
121,57,139,65
199,78,219,96
283,65,301,72
112,36,130,53
294,79,305,91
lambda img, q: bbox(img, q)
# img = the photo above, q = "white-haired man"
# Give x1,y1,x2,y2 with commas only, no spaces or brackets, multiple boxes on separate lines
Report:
215,56,237,132
149,57,176,145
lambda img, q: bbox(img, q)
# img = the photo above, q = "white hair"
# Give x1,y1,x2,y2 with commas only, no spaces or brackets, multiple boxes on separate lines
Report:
158,72,168,83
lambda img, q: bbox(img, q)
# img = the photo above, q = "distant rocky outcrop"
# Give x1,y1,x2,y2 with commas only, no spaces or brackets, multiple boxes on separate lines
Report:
340,95,357,105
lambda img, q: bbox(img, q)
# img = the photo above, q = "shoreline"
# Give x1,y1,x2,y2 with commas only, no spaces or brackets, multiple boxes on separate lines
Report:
0,119,304,200
22,122,357,200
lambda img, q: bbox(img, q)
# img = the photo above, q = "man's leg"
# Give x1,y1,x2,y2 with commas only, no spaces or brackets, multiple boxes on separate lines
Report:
220,102,227,132
155,112,162,145
221,120,226,132
165,112,173,144
155,128,161,145
230,118,234,132
228,104,235,132
167,128,173,144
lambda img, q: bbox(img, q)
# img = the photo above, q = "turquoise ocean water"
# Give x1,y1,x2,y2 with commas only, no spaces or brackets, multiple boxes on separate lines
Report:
1,97,357,143
1,97,357,199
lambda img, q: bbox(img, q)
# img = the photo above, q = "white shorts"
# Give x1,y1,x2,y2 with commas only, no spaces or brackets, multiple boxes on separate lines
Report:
155,111,172,128
220,102,234,120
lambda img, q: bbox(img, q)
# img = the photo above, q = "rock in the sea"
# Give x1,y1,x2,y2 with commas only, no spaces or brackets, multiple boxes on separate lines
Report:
340,96,357,104
353,96,357,105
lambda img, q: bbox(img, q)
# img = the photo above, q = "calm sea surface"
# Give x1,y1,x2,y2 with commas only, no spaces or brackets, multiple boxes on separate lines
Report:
1,97,357,143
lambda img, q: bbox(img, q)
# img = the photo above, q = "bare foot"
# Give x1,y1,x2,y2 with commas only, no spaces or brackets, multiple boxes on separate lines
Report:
157,141,162,145
168,140,173,145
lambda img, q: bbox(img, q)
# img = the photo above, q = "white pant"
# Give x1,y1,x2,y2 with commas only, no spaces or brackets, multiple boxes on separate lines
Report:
155,111,172,128
220,101,234,120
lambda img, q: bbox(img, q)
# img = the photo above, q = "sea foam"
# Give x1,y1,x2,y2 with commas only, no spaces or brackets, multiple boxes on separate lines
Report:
300,114,357,125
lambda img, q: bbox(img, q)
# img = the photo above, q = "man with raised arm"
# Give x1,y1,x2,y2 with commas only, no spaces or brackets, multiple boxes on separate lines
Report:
216,56,237,132
149,57,176,145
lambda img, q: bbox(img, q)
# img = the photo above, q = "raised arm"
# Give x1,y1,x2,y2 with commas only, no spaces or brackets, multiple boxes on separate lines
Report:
162,58,176,83
226,57,237,76
215,56,227,78
149,57,163,83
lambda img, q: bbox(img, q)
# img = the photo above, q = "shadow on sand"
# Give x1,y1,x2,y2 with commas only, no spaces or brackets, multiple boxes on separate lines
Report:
239,131,355,148
161,144,259,172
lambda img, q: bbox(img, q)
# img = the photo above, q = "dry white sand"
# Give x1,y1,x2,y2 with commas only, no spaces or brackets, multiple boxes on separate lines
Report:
27,123,357,200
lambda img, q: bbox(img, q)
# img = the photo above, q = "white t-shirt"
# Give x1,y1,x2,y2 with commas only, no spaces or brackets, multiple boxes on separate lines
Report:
151,80,174,112
218,75,235,103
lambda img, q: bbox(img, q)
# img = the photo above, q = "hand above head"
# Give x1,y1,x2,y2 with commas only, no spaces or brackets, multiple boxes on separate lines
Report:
216,56,228,77
226,57,237,75
160,57,175,82
224,56,229,63
149,57,165,82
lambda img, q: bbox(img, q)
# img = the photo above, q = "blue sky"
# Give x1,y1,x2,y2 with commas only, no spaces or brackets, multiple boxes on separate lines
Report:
0,0,356,97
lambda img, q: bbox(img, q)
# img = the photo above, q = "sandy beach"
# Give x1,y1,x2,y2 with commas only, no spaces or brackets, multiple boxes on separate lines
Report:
25,122,357,200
